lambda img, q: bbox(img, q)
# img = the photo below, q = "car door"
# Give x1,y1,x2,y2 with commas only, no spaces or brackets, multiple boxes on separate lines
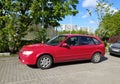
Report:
78,36,96,59
55,36,82,62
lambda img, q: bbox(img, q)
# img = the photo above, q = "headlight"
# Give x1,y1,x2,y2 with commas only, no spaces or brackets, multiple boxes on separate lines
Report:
22,51,33,56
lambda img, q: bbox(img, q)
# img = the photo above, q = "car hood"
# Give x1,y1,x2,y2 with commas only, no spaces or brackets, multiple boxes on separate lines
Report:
22,43,49,50
111,43,120,48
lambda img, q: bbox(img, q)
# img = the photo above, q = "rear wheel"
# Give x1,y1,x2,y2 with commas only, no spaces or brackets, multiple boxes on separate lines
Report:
37,55,53,69
91,53,101,63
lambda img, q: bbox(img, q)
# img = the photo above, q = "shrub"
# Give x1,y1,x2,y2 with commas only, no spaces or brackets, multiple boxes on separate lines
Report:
108,35,120,43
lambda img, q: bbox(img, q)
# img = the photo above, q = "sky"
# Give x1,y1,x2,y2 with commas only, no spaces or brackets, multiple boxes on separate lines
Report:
60,0,120,31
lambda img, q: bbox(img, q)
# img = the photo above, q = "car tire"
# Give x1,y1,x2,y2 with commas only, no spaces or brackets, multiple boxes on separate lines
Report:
110,53,113,56
37,55,53,69
91,53,101,63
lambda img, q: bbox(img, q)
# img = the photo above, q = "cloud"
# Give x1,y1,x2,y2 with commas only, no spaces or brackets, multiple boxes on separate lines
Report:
82,0,97,8
110,7,118,13
82,15,88,18
81,12,92,19
82,0,119,14
76,12,89,19
89,20,95,24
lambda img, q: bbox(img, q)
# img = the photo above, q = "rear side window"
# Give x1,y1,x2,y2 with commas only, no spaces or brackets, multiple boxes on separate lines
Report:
79,36,95,45
92,38,101,44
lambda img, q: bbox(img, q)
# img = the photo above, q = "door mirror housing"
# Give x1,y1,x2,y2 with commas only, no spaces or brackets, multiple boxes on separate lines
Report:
61,43,69,47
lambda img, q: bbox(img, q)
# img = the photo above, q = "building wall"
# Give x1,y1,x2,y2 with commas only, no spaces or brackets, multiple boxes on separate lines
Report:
60,24,94,34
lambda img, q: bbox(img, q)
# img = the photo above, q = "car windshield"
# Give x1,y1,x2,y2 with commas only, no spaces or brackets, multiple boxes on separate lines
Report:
46,35,67,46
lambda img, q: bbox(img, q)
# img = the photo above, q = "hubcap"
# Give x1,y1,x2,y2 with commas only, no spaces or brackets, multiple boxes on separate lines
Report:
94,54,100,62
40,57,51,68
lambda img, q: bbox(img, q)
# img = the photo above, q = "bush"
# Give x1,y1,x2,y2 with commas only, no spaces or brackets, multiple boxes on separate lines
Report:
0,40,9,53
108,35,120,43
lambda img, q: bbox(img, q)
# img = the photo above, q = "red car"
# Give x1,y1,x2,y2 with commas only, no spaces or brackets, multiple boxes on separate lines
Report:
18,34,105,69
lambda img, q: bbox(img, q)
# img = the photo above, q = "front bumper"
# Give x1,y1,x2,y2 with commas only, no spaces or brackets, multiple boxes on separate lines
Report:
18,52,36,65
109,48,120,56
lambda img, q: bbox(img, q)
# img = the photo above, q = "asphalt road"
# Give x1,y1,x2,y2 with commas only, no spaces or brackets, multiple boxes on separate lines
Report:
0,53,120,84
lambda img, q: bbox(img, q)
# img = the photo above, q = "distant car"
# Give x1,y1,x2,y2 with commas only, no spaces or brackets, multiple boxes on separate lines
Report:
18,34,105,69
109,41,120,55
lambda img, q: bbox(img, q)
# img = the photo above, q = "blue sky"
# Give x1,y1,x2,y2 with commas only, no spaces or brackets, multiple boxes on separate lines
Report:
60,0,120,31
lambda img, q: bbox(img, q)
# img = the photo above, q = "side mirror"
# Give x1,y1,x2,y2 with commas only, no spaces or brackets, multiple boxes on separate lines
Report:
61,43,69,47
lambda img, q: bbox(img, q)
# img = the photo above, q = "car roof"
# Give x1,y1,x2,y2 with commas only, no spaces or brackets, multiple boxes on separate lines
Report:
61,34,96,38
60,34,103,44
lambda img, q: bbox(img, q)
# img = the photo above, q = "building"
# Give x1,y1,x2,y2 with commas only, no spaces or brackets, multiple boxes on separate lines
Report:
60,24,94,34
61,24,78,31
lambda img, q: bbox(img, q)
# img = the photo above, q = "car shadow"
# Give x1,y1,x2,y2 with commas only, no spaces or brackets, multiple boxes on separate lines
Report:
27,57,108,69
52,57,108,68
27,65,38,68
27,60,91,69
101,56,108,62
110,54,120,58
53,60,91,68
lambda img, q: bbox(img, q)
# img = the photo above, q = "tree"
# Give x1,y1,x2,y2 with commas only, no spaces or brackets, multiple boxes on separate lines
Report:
0,0,34,53
95,0,113,22
86,0,114,39
99,10,120,38
95,0,114,39
30,0,78,28
95,13,112,39
0,0,12,52
0,0,79,53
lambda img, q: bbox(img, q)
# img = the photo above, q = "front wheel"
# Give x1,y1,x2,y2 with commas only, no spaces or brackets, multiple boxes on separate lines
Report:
91,53,101,63
37,55,53,69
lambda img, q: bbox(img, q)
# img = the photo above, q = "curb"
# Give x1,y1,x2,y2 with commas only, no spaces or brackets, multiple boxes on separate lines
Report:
0,52,10,56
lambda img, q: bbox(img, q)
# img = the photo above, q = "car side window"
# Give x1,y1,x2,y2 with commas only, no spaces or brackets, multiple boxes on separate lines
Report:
65,36,79,46
79,36,95,45
92,38,101,44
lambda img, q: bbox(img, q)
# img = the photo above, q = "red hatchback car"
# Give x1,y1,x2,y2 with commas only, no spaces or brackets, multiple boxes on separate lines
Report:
19,34,105,69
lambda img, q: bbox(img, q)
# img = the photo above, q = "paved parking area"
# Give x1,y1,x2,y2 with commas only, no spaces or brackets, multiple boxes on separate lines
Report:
0,53,120,84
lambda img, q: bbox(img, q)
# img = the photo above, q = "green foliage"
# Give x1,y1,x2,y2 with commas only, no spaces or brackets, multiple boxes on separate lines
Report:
0,29,9,52
35,28,49,43
30,0,78,27
92,0,116,39
97,11,120,39
0,0,78,53
0,0,33,53
86,0,113,23
95,0,113,21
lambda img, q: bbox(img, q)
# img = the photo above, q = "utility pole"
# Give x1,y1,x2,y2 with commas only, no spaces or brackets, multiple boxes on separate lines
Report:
70,16,72,34
41,2,44,29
